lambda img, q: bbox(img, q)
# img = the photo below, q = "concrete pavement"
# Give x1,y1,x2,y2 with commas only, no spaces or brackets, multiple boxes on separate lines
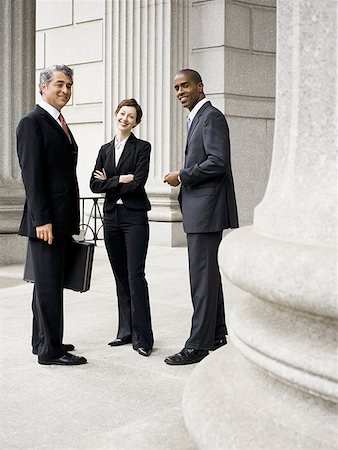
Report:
0,243,202,449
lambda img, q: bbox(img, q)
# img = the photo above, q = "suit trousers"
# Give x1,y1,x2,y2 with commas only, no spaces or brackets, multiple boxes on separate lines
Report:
30,236,68,361
104,205,153,350
185,231,227,350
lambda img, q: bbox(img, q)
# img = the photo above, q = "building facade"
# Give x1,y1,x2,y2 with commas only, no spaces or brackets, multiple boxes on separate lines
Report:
0,0,276,263
1,1,336,448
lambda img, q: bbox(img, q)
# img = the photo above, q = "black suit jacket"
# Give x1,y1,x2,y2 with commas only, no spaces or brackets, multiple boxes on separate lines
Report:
90,133,151,214
179,101,238,233
16,105,80,238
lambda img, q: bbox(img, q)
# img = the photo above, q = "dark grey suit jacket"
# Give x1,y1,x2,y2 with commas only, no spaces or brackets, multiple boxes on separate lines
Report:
16,105,80,238
179,101,238,233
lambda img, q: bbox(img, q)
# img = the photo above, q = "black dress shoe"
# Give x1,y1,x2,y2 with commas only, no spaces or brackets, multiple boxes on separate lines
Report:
137,347,152,357
211,337,227,351
164,348,209,365
32,344,75,355
38,353,87,366
108,337,132,347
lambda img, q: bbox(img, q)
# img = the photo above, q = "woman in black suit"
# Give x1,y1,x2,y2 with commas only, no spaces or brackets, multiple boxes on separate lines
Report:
90,99,153,357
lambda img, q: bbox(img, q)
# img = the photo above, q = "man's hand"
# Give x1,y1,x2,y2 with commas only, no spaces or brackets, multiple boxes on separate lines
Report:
36,223,53,245
163,171,180,187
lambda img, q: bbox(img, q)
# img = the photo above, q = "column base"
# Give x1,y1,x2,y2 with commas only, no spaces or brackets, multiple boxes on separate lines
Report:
149,221,186,247
0,234,27,265
183,341,338,450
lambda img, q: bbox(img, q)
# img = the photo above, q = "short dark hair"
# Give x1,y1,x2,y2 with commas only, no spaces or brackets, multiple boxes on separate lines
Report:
115,98,143,124
176,69,203,85
39,65,73,94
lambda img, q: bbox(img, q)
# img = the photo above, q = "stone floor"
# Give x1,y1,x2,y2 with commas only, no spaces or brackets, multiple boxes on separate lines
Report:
0,243,201,450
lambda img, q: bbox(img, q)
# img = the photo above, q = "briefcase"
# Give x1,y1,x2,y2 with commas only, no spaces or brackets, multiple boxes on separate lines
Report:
24,239,95,293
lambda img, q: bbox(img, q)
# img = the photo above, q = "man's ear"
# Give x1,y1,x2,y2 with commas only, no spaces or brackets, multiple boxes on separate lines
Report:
198,82,204,93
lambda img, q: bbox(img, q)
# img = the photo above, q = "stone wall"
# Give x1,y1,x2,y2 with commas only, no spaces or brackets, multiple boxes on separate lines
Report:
189,0,276,226
35,0,106,199
183,1,338,448
35,0,277,230
0,0,36,264
0,0,277,263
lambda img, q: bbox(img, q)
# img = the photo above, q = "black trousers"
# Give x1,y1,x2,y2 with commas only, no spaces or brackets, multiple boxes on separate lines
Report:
104,205,153,350
185,231,227,350
30,236,69,361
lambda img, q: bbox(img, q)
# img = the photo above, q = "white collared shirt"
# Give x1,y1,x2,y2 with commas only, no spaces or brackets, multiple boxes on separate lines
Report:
114,135,129,166
39,99,63,128
187,97,209,130
114,134,130,204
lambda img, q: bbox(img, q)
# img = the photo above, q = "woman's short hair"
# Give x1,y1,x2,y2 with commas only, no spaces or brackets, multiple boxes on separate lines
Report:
39,65,73,94
115,98,143,124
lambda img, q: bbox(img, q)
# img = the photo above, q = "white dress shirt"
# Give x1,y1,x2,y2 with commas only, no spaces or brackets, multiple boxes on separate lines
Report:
114,135,130,204
114,135,129,165
39,99,71,142
39,99,63,128
187,97,209,130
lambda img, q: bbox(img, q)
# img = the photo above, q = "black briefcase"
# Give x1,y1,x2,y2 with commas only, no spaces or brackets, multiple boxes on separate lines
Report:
24,240,95,293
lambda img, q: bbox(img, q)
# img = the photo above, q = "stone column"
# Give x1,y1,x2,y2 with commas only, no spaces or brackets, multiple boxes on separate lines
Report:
0,0,36,264
183,1,337,448
107,0,189,246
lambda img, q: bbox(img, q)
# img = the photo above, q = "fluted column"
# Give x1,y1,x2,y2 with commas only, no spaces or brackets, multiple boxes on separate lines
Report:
0,0,35,264
183,0,337,448
107,0,189,245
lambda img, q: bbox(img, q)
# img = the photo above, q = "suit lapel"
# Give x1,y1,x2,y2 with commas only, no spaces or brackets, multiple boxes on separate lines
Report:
116,133,136,170
185,101,211,155
103,141,116,174
187,115,199,142
35,105,77,149
187,101,211,143
68,130,78,153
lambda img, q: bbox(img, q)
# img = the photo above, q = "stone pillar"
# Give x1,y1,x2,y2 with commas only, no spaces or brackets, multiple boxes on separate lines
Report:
107,0,189,246
183,0,337,448
0,0,35,264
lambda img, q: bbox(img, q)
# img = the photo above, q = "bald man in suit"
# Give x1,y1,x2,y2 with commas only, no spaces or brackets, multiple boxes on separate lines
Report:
163,69,238,365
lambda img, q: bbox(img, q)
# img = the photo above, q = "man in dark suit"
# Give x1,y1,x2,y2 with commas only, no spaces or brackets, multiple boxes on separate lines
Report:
163,69,238,365
17,65,87,365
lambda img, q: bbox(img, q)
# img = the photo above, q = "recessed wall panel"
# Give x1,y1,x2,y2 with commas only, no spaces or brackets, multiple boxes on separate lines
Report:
36,0,73,30
45,21,103,66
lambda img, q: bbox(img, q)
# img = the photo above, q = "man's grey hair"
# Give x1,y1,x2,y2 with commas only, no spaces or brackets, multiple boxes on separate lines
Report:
39,65,73,95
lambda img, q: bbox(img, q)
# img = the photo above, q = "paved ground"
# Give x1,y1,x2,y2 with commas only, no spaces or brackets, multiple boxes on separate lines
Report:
0,243,202,449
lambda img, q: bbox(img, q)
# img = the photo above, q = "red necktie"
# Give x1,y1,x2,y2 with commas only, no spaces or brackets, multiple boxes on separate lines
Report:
59,113,70,140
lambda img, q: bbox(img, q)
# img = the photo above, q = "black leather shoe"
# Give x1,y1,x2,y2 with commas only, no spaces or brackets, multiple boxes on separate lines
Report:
108,337,132,346
164,348,209,365
32,344,75,355
211,337,227,351
38,353,87,366
137,347,152,357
